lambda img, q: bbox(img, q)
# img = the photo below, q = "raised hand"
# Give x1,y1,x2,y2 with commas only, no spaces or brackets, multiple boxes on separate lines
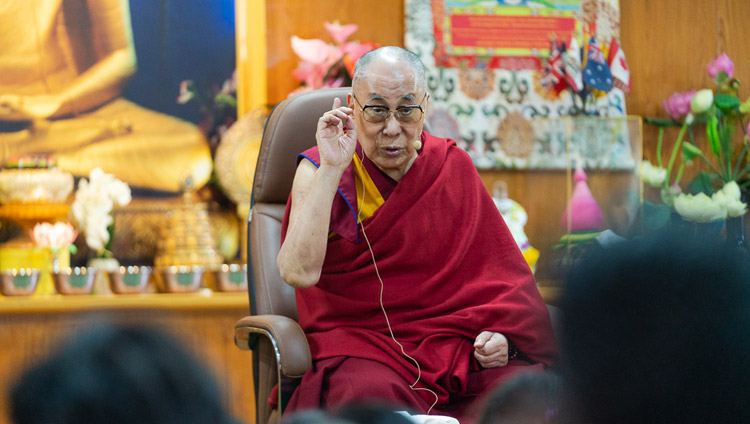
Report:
316,97,357,171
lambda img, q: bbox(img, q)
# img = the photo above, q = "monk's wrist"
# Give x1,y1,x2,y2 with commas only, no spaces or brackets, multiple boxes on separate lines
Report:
316,163,347,184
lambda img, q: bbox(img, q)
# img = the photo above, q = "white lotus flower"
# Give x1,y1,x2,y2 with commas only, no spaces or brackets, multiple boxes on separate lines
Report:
639,160,667,187
712,181,747,217
674,192,727,223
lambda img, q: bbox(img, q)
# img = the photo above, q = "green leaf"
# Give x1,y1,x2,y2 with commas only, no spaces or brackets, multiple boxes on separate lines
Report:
688,170,720,195
707,115,721,156
714,94,740,111
643,200,672,230
644,117,682,127
68,244,78,255
214,93,237,109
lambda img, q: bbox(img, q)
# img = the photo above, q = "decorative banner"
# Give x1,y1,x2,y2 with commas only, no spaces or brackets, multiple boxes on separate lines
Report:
406,0,633,170
434,1,581,69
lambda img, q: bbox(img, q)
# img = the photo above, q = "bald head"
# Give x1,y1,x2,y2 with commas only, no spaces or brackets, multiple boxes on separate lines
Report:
352,46,426,93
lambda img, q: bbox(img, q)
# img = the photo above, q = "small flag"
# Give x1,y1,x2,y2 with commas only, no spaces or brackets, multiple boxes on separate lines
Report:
563,36,583,92
582,37,613,92
607,37,631,93
541,39,568,94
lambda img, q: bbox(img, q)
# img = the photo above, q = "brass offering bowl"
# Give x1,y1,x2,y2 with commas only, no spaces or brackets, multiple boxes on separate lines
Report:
108,266,152,294
212,264,248,292
156,265,204,293
52,267,96,295
0,268,41,296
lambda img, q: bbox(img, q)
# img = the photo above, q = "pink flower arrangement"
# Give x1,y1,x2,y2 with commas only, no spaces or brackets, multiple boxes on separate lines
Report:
30,222,78,254
289,21,378,97
707,53,734,79
643,53,750,226
662,90,695,121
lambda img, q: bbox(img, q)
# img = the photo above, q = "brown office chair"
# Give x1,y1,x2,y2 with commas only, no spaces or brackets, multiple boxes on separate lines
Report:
234,87,351,424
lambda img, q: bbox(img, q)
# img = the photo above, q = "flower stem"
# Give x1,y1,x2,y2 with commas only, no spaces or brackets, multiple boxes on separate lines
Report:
675,162,685,184
656,127,664,168
665,123,688,189
732,138,749,179
698,154,722,176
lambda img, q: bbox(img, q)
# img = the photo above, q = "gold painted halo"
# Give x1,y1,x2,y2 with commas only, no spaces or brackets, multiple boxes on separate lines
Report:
214,109,266,212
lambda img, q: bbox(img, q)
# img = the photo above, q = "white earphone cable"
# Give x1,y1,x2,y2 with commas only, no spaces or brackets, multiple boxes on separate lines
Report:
356,151,439,414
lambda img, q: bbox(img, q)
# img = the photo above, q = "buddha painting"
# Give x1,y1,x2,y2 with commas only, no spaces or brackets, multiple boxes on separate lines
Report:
0,0,212,192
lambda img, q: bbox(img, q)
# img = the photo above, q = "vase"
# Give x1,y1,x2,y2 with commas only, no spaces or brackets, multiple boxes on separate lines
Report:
87,257,120,295
726,215,747,249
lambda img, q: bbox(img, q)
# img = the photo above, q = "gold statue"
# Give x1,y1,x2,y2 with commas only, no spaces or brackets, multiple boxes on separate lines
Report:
0,0,212,192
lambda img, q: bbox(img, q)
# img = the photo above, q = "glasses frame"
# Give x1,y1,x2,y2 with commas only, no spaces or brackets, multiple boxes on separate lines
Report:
352,93,427,124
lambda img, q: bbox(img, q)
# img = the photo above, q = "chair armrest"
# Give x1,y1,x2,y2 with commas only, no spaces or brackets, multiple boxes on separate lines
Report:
235,315,312,378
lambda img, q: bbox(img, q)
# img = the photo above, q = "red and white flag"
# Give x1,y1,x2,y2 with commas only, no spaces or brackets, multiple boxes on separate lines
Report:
607,38,631,93
563,36,583,92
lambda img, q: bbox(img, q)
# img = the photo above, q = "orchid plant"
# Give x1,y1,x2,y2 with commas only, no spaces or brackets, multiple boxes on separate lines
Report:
71,168,132,258
641,53,749,227
289,21,378,97
177,71,237,152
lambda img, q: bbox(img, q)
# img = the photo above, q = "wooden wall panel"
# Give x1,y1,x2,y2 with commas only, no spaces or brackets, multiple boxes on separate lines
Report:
265,0,405,105
620,0,750,170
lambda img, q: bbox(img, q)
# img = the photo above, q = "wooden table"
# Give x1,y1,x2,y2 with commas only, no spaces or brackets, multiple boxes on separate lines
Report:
0,291,255,424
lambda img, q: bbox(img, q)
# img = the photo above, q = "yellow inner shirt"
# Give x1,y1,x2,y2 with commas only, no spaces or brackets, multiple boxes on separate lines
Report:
353,153,385,223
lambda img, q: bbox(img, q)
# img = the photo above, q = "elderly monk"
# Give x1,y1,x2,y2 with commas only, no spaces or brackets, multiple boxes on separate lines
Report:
0,0,211,191
277,47,557,420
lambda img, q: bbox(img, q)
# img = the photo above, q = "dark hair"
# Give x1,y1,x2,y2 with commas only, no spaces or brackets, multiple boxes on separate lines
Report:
477,372,562,424
560,231,750,423
10,323,239,424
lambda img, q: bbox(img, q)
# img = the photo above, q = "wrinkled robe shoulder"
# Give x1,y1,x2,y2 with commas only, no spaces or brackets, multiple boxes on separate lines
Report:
280,131,557,407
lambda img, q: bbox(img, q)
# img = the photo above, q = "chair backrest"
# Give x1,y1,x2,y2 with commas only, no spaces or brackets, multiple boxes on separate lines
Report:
248,87,351,320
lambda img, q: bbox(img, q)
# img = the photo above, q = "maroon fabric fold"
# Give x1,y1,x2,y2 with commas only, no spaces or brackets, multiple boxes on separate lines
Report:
280,132,557,418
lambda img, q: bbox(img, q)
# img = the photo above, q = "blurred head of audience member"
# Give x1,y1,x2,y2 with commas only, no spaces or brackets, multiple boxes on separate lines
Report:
476,371,562,424
282,401,417,424
560,231,750,423
10,323,239,424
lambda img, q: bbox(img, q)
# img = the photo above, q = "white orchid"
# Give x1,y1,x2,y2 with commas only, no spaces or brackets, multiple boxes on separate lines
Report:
71,168,131,256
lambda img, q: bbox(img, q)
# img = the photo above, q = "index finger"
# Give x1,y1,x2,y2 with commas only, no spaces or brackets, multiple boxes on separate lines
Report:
332,97,341,110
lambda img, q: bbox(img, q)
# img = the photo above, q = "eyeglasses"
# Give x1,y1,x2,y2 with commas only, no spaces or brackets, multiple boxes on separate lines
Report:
353,93,426,124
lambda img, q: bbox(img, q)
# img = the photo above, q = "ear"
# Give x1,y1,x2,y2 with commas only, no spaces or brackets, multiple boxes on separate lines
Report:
346,93,354,109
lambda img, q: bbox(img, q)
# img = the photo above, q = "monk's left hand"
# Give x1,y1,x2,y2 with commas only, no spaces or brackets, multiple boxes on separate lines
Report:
473,331,509,368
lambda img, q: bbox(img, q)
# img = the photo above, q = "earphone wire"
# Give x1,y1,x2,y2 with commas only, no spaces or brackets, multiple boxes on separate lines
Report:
356,150,439,414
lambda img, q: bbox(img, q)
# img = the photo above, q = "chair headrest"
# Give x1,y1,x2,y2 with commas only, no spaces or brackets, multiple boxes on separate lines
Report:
251,88,351,205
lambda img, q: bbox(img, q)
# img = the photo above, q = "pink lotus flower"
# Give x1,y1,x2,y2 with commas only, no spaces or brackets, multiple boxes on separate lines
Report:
324,21,358,44
291,36,331,64
707,53,734,79
663,91,696,121
30,222,78,251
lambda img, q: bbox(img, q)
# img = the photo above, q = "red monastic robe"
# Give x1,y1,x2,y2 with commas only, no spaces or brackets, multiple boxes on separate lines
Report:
280,132,557,419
